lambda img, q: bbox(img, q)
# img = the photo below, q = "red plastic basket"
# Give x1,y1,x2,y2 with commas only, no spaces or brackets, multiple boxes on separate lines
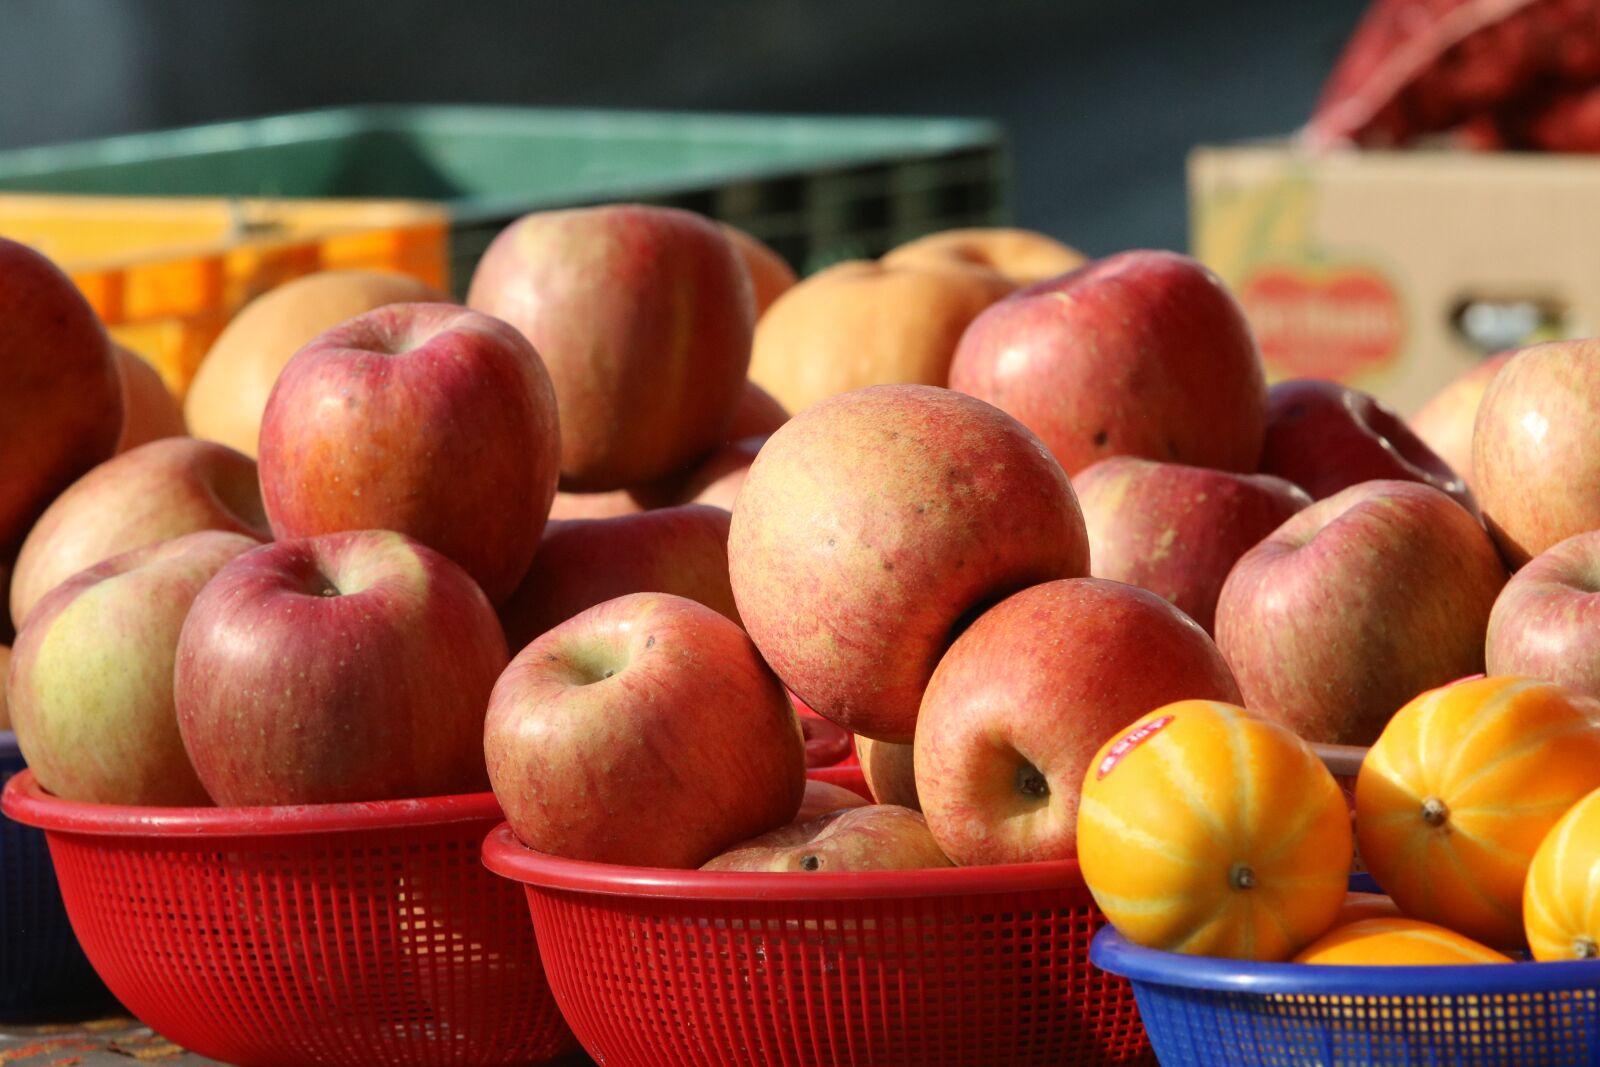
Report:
1,770,578,1067
482,766,1152,1067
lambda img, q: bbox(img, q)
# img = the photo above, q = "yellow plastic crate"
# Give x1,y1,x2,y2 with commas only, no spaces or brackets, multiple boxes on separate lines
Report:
0,194,449,398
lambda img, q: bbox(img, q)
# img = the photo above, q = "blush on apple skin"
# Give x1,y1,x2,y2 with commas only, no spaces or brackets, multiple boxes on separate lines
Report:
1073,457,1312,635
175,530,509,806
1216,479,1508,745
948,249,1268,477
914,576,1241,867
1486,530,1600,698
1259,379,1478,516
485,592,807,869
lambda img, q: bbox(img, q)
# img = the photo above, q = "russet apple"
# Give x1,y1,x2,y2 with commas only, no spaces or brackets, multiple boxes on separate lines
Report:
484,592,807,868
1073,457,1312,634
700,805,951,873
729,384,1089,743
112,345,186,453
1216,480,1508,744
1409,352,1512,492
855,735,920,811
882,227,1086,286
1473,339,1600,567
10,438,269,629
0,237,122,559
7,531,257,805
1486,530,1600,697
175,530,508,805
468,204,754,490
497,505,739,653
948,249,1267,476
915,577,1241,866
1259,379,1476,514
258,303,560,605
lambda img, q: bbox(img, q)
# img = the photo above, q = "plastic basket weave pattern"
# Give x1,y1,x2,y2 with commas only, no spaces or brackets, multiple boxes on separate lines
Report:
0,733,107,1019
483,767,1152,1067
1092,924,1600,1066
1,769,576,1067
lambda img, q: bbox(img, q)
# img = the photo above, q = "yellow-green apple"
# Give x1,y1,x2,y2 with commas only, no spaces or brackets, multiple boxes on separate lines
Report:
1073,457,1313,634
795,778,872,822
10,438,269,628
0,645,10,731
1216,480,1508,744
484,592,807,868
467,204,754,491
1259,379,1477,514
1409,352,1513,493
7,531,257,805
1485,530,1600,696
915,577,1241,866
258,303,560,605
729,384,1089,743
947,250,1266,476
856,735,920,811
174,530,507,805
113,345,186,453
497,505,738,653
1473,339,1600,567
700,805,951,872
0,237,122,558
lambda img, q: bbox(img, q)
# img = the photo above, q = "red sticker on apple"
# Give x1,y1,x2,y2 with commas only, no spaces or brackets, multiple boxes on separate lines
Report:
1097,715,1175,780
1239,264,1403,381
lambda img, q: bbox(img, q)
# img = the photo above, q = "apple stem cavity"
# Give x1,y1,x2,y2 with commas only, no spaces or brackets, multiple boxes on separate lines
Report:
1229,861,1257,891
1575,937,1598,960
1421,796,1450,829
800,854,821,872
1015,763,1050,799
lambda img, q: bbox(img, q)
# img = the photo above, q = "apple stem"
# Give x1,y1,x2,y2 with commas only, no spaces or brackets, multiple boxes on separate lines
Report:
1421,796,1450,828
1575,937,1598,960
1016,764,1049,799
1229,861,1257,891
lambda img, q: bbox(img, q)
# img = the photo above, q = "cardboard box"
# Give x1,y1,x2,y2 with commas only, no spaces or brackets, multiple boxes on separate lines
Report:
1189,142,1600,415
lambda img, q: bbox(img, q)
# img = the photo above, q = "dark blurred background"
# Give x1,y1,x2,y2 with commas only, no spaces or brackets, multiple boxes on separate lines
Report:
0,0,1365,254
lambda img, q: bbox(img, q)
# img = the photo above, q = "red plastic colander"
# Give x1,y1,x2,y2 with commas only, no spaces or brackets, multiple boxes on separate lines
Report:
1,770,579,1067
482,766,1152,1067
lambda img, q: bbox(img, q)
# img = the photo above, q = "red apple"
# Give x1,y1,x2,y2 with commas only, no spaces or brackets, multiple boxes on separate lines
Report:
1409,353,1513,493
700,805,951,872
1485,530,1600,697
795,778,872,822
728,381,789,440
10,438,269,629
1259,379,1477,515
113,344,186,453
1216,480,1508,744
1073,457,1313,634
0,237,122,558
665,436,766,513
497,505,738,653
729,384,1089,743
855,735,920,811
1473,339,1600,567
467,205,754,490
915,577,1241,866
258,303,560,604
174,530,508,805
948,249,1267,476
484,592,807,868
548,489,649,521
7,531,257,805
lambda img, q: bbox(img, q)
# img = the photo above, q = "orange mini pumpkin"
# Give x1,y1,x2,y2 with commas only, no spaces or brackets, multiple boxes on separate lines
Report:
1293,917,1512,965
1078,700,1352,961
1356,675,1600,950
1525,785,1600,961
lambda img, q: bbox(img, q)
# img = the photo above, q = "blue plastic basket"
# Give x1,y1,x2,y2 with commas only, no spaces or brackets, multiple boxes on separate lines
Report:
1091,918,1600,1067
0,731,109,1019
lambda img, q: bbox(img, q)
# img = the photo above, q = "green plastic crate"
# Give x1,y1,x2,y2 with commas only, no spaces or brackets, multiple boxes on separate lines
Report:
0,105,1009,289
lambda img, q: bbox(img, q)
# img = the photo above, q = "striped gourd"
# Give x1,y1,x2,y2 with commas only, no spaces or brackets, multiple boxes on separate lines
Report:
1356,676,1600,950
1077,700,1352,961
1525,786,1600,961
1293,917,1511,965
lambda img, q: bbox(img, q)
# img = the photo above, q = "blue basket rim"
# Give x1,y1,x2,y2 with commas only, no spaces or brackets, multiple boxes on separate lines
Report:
1090,925,1600,996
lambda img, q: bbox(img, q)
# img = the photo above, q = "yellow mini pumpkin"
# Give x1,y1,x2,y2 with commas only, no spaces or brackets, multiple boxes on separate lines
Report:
1077,700,1352,961
1356,676,1600,949
1293,917,1512,965
1525,785,1600,961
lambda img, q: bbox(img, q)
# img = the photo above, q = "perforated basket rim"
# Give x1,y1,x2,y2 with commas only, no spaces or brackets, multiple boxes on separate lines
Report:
481,821,1086,902
1090,925,1600,996
1,768,502,837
